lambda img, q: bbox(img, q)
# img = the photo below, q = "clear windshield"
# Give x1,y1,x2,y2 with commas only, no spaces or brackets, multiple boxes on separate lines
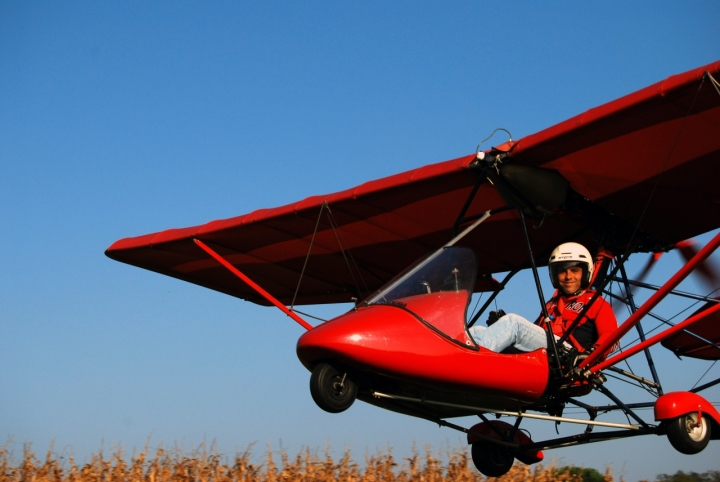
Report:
365,247,477,345
367,246,478,305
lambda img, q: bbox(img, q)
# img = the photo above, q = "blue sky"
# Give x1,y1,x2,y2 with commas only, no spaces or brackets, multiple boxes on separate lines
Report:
1,2,719,481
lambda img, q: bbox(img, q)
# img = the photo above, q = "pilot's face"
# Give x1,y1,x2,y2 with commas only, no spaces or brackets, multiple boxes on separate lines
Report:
557,266,583,295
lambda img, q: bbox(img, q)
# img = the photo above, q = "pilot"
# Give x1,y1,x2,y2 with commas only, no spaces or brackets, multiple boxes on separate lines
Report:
468,242,618,357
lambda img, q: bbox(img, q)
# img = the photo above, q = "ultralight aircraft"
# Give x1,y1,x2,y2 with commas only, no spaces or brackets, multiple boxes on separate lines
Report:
107,60,720,476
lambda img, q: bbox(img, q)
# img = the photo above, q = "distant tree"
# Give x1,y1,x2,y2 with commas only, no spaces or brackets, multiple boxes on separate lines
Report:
556,466,605,482
656,471,720,482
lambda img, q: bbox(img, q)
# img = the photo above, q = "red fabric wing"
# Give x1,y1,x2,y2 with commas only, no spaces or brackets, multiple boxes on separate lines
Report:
661,299,720,360
106,61,720,306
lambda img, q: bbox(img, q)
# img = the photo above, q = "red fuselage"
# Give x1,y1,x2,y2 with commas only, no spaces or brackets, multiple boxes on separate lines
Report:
296,304,550,406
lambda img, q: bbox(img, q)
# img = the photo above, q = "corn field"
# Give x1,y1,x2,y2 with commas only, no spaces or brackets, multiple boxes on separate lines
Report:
0,444,615,482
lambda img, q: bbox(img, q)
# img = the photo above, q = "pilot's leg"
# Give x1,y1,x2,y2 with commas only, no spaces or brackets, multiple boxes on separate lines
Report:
469,314,547,353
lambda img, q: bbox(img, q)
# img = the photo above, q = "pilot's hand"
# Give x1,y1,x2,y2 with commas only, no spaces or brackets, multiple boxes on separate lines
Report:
487,309,506,326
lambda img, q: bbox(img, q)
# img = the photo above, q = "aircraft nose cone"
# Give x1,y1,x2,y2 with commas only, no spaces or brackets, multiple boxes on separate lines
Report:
296,304,426,373
296,308,377,371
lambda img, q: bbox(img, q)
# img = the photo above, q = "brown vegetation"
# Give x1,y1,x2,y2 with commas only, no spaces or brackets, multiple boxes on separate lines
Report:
0,444,614,482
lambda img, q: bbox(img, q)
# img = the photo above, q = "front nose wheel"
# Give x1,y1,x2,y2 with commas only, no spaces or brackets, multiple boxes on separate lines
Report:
309,362,358,413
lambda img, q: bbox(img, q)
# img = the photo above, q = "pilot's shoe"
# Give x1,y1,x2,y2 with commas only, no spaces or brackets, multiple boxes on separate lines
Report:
486,309,506,326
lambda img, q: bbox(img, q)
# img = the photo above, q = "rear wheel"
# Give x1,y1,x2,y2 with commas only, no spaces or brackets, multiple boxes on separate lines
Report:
309,362,357,413
471,442,514,477
666,412,711,454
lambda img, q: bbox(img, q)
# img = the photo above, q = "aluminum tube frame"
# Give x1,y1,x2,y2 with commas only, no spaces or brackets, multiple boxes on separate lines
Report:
581,230,720,368
524,428,655,452
691,376,720,393
604,290,720,353
590,300,720,373
371,391,640,430
608,277,720,304
619,262,663,394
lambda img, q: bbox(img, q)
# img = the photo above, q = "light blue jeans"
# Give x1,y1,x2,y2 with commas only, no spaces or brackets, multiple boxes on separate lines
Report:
468,313,549,353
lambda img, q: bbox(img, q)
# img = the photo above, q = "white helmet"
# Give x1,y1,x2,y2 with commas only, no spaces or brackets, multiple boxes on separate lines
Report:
548,242,593,289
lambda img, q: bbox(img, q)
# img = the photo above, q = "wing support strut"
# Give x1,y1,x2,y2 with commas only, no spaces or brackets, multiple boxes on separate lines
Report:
581,230,720,370
590,300,720,374
193,238,314,331
602,290,720,357
451,175,485,237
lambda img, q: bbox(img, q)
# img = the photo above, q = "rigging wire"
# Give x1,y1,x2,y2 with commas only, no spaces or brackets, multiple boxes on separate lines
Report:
602,258,720,395
468,293,485,323
289,200,370,320
691,361,718,390
290,308,328,323
289,199,371,311
291,201,328,310
619,316,674,351
324,204,371,298
618,285,720,350
604,372,658,397
707,71,720,97
610,282,720,393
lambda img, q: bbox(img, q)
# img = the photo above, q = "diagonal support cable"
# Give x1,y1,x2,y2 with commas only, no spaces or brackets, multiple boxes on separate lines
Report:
291,201,328,310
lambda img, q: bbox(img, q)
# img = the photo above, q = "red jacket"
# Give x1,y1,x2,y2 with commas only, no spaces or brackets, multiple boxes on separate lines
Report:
541,290,618,355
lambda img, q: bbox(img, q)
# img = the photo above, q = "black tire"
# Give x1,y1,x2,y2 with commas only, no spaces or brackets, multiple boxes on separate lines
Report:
471,442,514,477
309,362,357,413
666,412,711,454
